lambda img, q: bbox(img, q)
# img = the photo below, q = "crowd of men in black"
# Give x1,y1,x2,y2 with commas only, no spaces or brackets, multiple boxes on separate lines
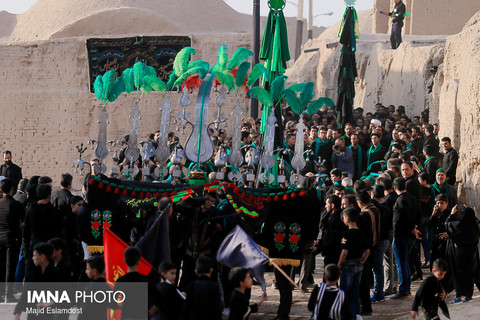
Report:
0,102,479,320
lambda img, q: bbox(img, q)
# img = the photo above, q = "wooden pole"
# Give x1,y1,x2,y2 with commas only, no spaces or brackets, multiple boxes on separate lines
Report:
270,260,309,296
251,0,260,119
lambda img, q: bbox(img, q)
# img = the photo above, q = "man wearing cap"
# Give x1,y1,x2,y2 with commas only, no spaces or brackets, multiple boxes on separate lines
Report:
432,169,458,209
370,119,382,128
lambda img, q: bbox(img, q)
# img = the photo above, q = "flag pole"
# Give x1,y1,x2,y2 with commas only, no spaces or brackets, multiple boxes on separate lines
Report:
270,260,309,296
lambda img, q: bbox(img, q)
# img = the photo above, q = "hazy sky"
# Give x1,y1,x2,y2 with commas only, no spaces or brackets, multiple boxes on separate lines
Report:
1,0,374,27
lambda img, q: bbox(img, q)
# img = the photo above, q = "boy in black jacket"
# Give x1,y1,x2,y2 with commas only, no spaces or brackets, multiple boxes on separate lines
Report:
228,267,265,320
183,256,222,320
114,247,149,320
149,261,185,320
411,258,450,319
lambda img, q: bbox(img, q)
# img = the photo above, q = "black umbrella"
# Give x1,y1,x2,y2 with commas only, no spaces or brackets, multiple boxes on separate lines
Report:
336,5,359,127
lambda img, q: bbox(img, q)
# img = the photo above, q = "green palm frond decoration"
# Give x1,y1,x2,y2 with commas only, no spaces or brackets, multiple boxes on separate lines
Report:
122,68,135,93
282,82,335,115
282,82,314,115
247,74,287,107
167,47,210,90
130,62,166,93
235,61,251,88
305,97,336,115
246,63,267,88
246,87,273,107
94,70,125,103
227,47,254,70
210,44,254,90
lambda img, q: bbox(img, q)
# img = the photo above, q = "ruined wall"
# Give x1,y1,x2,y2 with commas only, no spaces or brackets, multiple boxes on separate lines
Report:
286,33,445,117
289,9,480,209
410,0,480,35
437,11,480,209
373,0,480,36
0,33,251,191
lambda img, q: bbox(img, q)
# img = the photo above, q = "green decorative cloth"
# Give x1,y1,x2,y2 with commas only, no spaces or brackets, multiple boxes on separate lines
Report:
260,9,290,82
367,143,383,167
336,6,358,126
432,181,448,196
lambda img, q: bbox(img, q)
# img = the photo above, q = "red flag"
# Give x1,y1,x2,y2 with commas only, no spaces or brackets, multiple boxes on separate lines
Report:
103,229,153,284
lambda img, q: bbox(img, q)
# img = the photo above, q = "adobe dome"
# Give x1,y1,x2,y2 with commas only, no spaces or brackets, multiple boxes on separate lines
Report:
0,0,251,43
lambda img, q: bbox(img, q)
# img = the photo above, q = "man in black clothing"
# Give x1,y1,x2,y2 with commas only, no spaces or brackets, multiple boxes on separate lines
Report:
441,137,458,186
114,247,150,319
51,173,73,218
319,194,345,267
13,178,28,208
410,126,424,157
391,177,419,298
0,151,22,190
376,176,398,295
356,191,379,315
14,242,60,320
401,161,422,205
422,146,438,185
367,134,387,174
23,184,62,278
401,162,424,281
371,184,393,302
0,179,24,301
183,256,222,320
377,177,397,211
422,125,439,160
389,0,406,49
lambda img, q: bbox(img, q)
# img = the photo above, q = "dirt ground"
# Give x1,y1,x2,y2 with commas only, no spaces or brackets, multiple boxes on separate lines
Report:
1,255,478,319
247,256,480,320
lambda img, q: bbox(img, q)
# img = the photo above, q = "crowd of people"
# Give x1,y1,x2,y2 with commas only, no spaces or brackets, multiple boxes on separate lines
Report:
0,101,479,320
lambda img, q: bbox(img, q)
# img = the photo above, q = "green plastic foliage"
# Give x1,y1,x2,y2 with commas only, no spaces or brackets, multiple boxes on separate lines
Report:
305,97,335,115
246,63,267,88
299,82,314,106
210,64,235,90
235,62,251,88
107,75,125,102
282,82,316,115
129,62,166,93
122,68,135,93
211,45,254,90
133,62,144,89
174,47,196,76
283,89,303,114
94,76,104,101
143,75,166,92
93,70,126,103
168,47,209,90
185,60,210,71
218,44,229,69
227,47,253,71
166,70,176,91
247,87,273,107
270,75,287,101
174,67,208,87
102,70,116,101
